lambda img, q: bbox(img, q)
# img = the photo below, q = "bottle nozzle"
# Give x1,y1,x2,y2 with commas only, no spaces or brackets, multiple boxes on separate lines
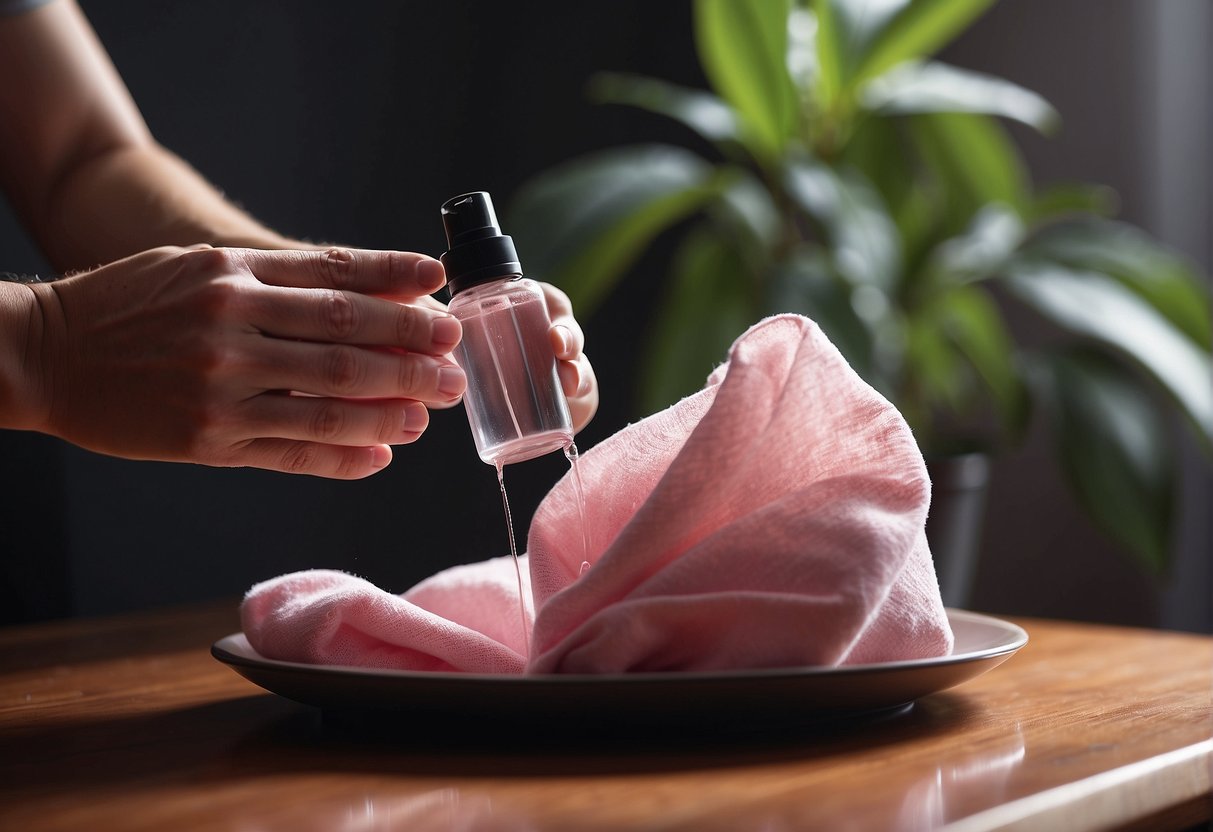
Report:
441,192,501,247
439,191,522,295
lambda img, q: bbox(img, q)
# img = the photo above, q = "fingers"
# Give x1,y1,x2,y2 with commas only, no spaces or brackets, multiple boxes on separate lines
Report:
540,281,596,432
549,322,585,361
242,393,430,447
247,284,461,354
249,339,467,404
229,393,438,480
557,353,591,399
543,285,586,348
558,353,599,432
223,247,447,299
541,282,574,320
542,283,586,362
236,438,394,480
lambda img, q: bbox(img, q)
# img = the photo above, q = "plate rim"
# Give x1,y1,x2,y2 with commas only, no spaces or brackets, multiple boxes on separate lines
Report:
211,607,1027,685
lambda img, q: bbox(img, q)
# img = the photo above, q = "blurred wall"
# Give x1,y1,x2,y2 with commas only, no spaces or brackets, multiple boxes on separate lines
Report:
0,1,1208,631
941,0,1212,632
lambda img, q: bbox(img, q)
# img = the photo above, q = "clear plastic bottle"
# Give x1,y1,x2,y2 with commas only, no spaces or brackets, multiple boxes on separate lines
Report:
440,192,573,466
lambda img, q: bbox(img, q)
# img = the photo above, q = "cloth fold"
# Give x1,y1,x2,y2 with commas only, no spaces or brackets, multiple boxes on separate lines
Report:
242,315,953,674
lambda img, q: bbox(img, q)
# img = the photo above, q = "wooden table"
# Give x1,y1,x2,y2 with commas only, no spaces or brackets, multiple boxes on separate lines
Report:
0,602,1209,831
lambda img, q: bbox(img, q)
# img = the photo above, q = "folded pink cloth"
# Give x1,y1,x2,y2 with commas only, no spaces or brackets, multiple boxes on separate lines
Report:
242,315,954,674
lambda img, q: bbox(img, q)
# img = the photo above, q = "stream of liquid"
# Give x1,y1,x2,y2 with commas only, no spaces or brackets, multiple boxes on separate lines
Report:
495,461,528,661
563,442,590,574
494,441,589,663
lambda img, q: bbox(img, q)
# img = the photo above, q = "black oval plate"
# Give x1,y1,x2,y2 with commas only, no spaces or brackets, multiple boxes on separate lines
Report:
212,609,1026,733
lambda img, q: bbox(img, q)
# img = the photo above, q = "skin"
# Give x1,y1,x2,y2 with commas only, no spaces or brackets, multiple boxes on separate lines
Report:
0,0,597,479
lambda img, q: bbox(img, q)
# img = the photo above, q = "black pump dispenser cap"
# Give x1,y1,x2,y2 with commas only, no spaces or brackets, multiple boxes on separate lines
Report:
440,192,522,295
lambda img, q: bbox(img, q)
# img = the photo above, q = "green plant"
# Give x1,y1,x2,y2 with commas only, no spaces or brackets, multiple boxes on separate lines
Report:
507,0,1212,574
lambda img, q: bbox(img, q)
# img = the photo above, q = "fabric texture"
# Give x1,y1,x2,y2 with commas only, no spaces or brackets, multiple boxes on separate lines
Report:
243,315,954,674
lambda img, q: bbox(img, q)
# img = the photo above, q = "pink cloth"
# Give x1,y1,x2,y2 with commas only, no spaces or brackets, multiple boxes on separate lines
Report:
242,315,954,674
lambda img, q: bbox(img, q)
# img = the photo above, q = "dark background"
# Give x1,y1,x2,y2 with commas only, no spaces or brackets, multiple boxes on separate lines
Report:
1,1,1208,631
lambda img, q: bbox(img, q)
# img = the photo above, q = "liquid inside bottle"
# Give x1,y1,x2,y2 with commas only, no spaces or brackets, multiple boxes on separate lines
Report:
449,277,573,467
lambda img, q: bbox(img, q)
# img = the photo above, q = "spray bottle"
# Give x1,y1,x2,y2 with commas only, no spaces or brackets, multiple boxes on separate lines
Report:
440,191,573,466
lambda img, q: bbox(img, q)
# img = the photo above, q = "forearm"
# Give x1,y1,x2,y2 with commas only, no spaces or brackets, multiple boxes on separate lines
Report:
0,0,304,273
35,143,300,272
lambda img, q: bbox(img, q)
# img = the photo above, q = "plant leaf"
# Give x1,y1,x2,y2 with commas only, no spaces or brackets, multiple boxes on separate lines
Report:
854,0,996,86
901,283,1028,449
787,5,822,98
904,303,967,431
1045,349,1175,573
507,145,714,315
694,0,797,158
1005,263,1213,449
812,0,994,91
910,112,1027,235
783,155,901,290
1027,183,1119,223
860,61,1059,132
639,227,756,414
1021,219,1212,349
938,284,1028,439
764,245,878,383
588,72,742,146
840,113,912,214
841,116,943,277
811,0,849,106
929,203,1025,283
713,166,783,256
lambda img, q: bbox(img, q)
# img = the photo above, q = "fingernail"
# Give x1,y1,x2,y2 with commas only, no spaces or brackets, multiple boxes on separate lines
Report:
417,259,446,291
371,445,392,469
554,325,572,355
437,366,466,398
431,315,462,350
403,402,428,433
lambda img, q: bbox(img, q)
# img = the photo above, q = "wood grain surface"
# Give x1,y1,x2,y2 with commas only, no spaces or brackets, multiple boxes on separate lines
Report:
0,602,1209,831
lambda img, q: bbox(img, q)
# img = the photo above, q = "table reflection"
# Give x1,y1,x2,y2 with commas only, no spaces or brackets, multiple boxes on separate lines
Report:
241,788,534,832
895,726,1027,828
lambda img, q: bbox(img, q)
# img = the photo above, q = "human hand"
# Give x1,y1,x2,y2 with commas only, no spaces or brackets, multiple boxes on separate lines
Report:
541,283,598,433
25,245,467,478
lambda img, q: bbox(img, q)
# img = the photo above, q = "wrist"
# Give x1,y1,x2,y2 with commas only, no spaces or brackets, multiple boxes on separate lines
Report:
0,271,55,284
0,280,53,433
